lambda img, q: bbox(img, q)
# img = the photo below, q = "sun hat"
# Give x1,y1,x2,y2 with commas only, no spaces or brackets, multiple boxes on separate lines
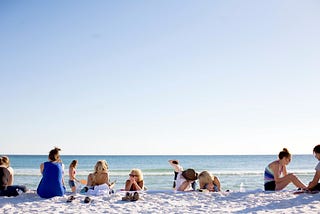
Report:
182,168,198,181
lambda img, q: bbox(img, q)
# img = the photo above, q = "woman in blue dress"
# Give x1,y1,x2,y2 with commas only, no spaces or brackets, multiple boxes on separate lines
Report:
37,147,66,198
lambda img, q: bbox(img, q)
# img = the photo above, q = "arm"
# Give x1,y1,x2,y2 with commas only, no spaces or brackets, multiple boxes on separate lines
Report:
7,168,14,185
104,173,112,186
69,167,75,180
282,165,288,176
271,162,288,183
125,179,132,191
87,173,94,187
125,178,144,191
213,176,221,191
177,180,192,191
40,163,44,174
308,170,320,190
168,160,183,172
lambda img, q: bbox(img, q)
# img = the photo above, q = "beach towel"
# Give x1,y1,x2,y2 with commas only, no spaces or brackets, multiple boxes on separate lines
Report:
87,184,110,196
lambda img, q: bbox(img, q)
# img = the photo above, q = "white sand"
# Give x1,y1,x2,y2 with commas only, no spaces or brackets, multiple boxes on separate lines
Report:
1,190,319,213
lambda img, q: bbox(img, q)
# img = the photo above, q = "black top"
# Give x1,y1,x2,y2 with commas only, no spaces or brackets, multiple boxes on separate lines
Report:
0,166,10,190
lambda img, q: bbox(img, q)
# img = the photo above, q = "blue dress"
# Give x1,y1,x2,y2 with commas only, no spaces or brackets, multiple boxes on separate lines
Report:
37,161,66,198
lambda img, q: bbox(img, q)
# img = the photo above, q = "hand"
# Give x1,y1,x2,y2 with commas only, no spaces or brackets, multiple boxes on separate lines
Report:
129,176,136,183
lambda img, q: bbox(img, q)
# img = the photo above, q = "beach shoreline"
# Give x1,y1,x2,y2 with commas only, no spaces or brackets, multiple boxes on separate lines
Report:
1,189,319,213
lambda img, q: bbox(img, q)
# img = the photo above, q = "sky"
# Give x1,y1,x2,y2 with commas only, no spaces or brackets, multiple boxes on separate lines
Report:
1,0,320,155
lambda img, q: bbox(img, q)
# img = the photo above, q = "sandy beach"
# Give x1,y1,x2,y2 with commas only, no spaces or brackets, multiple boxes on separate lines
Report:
1,189,319,213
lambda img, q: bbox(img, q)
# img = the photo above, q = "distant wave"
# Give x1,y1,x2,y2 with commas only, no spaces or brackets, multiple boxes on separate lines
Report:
14,169,315,177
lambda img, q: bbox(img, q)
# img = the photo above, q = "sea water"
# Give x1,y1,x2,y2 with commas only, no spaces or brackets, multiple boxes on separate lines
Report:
4,155,317,192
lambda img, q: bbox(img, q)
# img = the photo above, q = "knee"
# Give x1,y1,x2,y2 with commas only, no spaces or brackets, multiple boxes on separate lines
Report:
288,173,298,181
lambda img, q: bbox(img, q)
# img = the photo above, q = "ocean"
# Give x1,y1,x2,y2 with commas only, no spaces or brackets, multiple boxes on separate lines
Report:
4,155,317,192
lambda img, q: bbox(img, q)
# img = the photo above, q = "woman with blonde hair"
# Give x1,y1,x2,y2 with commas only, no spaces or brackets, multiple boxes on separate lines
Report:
125,168,144,191
122,168,144,201
198,170,221,192
87,160,113,187
80,160,114,203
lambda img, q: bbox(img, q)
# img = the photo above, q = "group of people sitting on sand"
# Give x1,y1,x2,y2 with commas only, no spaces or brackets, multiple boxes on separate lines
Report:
1,145,320,199
263,147,320,192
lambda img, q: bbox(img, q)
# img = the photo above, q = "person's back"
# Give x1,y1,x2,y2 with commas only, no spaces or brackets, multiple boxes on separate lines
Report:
88,172,108,186
0,166,10,190
0,165,27,197
37,161,65,198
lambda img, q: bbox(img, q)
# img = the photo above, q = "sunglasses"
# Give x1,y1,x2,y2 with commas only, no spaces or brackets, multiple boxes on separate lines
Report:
129,174,138,177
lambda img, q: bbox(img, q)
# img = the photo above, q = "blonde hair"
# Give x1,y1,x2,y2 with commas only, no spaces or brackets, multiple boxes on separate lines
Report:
198,171,214,189
130,168,143,182
94,160,108,174
1,156,10,167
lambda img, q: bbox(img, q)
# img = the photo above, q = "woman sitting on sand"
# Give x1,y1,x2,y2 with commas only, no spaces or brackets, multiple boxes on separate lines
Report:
86,160,114,190
0,156,27,197
264,148,306,191
307,144,320,191
1,156,14,186
198,170,221,192
124,168,144,191
37,147,66,198
176,168,198,191
121,168,144,201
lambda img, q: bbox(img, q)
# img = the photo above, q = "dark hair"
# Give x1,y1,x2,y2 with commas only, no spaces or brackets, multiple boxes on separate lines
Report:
48,147,61,161
182,168,198,181
313,145,320,154
278,148,291,159
69,160,78,168
172,160,178,164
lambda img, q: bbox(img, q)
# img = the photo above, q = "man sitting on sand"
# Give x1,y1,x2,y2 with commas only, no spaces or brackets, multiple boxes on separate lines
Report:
307,144,320,191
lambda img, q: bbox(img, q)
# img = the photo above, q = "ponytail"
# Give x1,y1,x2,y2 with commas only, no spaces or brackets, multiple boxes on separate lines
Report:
48,147,61,161
278,148,291,159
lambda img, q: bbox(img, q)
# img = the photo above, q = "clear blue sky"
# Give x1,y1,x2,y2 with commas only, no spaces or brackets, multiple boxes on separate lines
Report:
1,1,319,155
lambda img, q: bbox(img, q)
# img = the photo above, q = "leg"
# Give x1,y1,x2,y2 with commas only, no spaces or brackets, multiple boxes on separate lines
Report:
213,176,221,191
2,185,26,197
276,173,306,190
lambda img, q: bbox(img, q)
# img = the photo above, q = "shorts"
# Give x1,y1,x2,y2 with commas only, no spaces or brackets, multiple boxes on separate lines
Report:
69,180,76,188
264,181,276,191
310,183,320,191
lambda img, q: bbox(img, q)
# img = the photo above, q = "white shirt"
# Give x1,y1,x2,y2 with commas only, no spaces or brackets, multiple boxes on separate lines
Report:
175,172,193,191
